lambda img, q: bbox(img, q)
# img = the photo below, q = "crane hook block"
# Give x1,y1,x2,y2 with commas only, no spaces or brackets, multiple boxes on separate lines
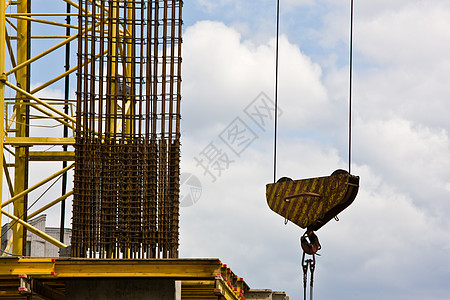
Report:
266,170,360,231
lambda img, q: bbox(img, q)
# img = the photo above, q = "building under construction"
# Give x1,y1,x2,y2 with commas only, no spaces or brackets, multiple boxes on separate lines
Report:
0,0,290,299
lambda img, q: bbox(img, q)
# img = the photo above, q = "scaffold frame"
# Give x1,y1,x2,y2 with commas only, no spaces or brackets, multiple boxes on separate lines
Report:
0,0,182,259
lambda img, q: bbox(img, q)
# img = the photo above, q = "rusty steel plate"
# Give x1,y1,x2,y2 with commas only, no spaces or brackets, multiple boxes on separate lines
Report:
266,170,360,231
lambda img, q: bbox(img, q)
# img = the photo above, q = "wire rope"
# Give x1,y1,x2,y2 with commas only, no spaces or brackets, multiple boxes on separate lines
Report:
348,0,354,174
0,174,64,254
273,0,280,183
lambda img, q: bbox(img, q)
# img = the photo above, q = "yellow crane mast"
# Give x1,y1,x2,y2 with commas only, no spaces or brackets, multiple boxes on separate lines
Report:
1,0,75,255
0,0,183,258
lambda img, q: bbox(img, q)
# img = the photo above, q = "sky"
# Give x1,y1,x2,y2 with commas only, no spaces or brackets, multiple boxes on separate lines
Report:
1,1,450,299
178,0,450,299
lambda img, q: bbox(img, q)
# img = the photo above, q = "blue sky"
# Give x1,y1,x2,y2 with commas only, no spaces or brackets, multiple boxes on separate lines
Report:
183,1,345,65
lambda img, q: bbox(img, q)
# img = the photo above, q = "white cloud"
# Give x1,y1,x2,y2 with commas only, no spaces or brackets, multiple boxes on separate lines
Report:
195,0,238,13
284,0,315,8
354,117,450,216
180,4,450,297
356,2,450,67
195,0,221,12
315,164,450,298
317,0,450,213
182,20,329,140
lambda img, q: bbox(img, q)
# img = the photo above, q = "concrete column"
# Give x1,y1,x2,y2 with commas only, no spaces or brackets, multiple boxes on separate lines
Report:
245,289,289,300
66,278,180,300
246,289,273,299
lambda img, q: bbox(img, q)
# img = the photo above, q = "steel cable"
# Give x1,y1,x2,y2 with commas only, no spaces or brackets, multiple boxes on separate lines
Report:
273,0,280,183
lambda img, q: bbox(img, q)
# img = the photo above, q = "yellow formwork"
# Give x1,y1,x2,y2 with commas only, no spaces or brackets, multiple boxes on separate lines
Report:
0,258,248,300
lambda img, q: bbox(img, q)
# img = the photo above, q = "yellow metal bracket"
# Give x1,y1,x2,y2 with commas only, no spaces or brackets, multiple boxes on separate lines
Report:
4,137,75,146
1,209,67,248
0,0,6,230
214,277,242,300
27,191,73,220
1,163,74,208
4,81,76,125
0,258,56,276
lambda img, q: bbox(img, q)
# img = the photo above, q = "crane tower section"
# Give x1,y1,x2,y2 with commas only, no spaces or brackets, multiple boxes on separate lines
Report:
72,0,183,259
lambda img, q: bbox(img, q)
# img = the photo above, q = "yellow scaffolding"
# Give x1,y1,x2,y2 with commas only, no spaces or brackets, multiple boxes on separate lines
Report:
0,0,183,259
0,0,78,255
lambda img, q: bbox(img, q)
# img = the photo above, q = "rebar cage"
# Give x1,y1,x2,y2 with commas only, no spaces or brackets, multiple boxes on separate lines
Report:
71,0,182,258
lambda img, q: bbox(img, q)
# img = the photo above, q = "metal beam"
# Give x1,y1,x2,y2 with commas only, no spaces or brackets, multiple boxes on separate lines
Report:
1,163,74,208
2,155,14,196
1,209,68,248
55,259,222,278
5,19,104,77
27,191,73,220
11,0,29,256
30,49,107,95
4,81,76,125
27,102,75,130
6,13,78,16
28,151,75,161
1,235,13,256
5,32,78,77
214,276,241,300
0,258,56,276
9,15,79,29
0,259,250,300
4,137,75,146
0,258,223,278
0,0,5,229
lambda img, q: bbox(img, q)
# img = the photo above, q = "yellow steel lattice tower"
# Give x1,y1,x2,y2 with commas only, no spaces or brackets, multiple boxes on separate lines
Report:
0,0,182,258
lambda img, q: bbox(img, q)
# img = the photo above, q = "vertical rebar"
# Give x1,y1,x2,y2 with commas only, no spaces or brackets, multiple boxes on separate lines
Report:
60,2,71,244
72,0,182,259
